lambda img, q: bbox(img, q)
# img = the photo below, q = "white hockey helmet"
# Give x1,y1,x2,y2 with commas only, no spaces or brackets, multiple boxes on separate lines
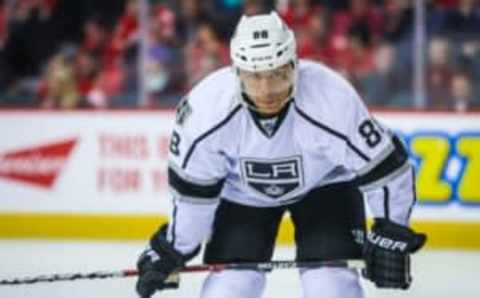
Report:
230,11,297,73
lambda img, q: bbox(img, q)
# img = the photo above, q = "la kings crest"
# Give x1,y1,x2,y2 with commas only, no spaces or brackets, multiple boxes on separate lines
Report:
240,156,304,199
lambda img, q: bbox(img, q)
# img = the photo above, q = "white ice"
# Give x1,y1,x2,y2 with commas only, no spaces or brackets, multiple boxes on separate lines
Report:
0,240,478,298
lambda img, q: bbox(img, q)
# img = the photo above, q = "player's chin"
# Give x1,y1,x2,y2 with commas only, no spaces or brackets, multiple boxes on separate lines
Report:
256,104,284,116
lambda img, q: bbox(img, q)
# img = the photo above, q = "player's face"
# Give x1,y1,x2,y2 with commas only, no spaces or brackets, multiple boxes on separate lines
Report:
239,63,294,115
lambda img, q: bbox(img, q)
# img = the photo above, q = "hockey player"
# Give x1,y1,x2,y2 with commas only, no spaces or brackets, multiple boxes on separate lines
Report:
136,11,426,298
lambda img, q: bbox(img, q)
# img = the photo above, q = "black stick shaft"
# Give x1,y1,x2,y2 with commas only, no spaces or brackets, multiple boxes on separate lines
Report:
0,259,365,286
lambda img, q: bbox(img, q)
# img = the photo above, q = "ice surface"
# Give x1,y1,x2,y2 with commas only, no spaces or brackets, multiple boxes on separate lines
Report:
0,240,478,298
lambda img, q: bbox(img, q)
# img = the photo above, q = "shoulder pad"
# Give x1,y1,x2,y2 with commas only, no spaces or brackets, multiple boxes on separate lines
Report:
295,60,360,134
174,67,242,138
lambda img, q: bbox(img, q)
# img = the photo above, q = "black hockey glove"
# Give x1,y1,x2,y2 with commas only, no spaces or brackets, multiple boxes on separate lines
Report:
363,219,426,289
136,224,200,298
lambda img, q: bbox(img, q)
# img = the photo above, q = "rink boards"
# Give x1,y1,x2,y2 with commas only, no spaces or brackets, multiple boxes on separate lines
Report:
0,110,479,249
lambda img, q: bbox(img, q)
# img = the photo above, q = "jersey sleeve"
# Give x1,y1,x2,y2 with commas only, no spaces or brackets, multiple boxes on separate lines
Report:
165,96,229,255
341,89,416,226
168,96,229,204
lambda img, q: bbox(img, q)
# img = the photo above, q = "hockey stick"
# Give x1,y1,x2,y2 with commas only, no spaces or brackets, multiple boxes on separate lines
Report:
0,259,365,286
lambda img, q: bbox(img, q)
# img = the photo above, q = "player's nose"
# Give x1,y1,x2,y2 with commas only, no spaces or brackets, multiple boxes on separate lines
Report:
257,76,276,91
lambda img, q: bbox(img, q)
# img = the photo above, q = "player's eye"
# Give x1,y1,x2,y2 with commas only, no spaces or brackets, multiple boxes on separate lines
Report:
240,65,291,81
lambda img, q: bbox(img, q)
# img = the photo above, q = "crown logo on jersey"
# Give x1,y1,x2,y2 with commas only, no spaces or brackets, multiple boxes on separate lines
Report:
0,138,78,189
263,184,285,196
241,156,304,199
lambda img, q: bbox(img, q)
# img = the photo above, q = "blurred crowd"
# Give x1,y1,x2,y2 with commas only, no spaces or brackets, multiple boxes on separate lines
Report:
0,0,479,111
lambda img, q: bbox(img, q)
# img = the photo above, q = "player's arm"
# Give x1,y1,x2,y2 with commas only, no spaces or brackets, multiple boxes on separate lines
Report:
341,89,416,225
342,88,426,290
136,98,227,297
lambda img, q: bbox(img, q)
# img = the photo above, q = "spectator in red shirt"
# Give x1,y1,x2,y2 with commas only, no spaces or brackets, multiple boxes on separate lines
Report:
116,0,138,41
331,0,384,40
279,0,316,30
0,0,8,49
74,51,98,99
86,58,126,108
81,18,109,59
104,0,138,68
295,6,338,66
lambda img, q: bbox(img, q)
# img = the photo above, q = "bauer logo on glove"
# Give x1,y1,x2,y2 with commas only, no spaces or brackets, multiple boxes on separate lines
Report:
367,232,408,252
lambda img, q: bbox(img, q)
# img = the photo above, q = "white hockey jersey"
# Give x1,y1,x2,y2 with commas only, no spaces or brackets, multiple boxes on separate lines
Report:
166,60,416,254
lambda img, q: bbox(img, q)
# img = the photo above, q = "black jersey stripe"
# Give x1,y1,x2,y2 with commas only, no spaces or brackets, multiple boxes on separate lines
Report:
407,167,417,221
383,186,390,220
169,167,224,198
182,105,242,169
294,106,370,162
171,202,178,246
354,135,409,186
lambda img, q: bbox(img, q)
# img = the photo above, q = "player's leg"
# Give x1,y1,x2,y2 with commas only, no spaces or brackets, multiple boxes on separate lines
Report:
289,182,366,298
200,199,285,298
201,270,266,298
299,267,363,298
